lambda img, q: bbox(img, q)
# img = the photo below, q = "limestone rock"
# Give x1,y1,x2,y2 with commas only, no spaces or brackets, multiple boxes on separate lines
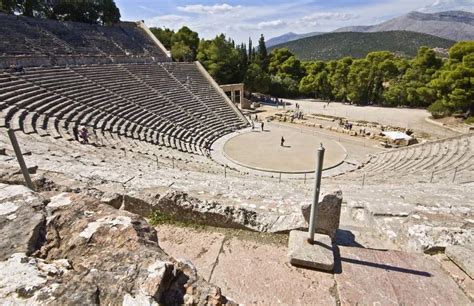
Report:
0,186,232,305
301,190,343,239
121,189,305,233
38,193,230,304
0,184,46,260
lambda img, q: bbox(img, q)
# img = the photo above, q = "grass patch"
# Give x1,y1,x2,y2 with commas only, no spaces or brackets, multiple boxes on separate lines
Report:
465,116,474,125
149,211,288,246
148,210,205,229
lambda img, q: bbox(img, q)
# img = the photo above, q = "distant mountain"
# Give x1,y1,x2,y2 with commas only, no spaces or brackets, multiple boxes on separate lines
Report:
269,31,456,61
266,31,324,47
333,11,474,41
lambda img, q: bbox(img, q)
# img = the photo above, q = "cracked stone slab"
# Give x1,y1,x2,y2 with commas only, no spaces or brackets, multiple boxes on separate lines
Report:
288,230,334,271
335,246,471,305
445,245,474,279
432,253,474,301
156,224,226,281
158,225,335,304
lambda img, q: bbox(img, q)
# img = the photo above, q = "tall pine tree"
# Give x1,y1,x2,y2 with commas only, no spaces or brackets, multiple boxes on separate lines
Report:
256,34,269,72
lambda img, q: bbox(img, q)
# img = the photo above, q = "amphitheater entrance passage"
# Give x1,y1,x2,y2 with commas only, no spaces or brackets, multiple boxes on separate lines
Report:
220,83,249,109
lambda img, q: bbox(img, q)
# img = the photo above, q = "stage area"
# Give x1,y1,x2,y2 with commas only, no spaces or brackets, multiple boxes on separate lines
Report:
223,123,346,173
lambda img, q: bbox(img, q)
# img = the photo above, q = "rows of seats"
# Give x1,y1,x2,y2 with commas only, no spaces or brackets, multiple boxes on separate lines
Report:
1,63,249,155
162,62,247,128
333,134,474,184
0,13,169,63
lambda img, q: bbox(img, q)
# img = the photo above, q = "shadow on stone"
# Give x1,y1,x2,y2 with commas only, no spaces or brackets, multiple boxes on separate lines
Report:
333,245,432,277
335,229,364,248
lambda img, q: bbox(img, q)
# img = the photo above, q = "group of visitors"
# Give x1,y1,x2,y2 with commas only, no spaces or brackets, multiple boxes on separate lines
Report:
248,94,285,109
293,110,304,120
339,119,353,130
250,117,264,131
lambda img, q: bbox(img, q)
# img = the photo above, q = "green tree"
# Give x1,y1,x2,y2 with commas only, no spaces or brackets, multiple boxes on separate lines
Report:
329,57,352,101
46,0,120,24
197,34,242,84
384,47,441,107
149,27,175,50
99,0,121,25
268,48,304,83
429,42,474,117
299,61,332,100
255,34,269,71
171,42,194,62
1,0,18,14
347,59,371,104
244,63,270,93
171,26,199,62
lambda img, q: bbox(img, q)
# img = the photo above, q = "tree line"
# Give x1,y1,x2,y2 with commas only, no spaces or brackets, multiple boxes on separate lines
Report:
152,26,473,118
0,0,121,25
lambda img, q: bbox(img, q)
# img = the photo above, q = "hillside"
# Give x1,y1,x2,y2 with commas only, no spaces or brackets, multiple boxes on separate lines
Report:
334,11,474,41
266,31,324,47
269,31,456,61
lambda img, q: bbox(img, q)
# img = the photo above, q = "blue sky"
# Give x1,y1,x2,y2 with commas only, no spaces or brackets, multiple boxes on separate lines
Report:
115,0,473,43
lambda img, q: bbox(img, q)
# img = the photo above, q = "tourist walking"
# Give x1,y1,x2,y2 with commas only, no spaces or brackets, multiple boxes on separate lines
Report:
281,136,285,147
79,126,89,144
261,121,264,131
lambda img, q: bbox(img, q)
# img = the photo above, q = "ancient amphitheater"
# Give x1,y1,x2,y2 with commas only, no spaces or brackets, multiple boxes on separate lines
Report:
0,13,473,304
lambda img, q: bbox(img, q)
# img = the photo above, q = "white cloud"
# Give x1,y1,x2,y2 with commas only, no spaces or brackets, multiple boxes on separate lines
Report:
146,14,190,29
157,15,189,23
300,12,359,26
177,3,241,15
418,0,474,12
303,12,359,22
143,0,473,44
257,20,287,29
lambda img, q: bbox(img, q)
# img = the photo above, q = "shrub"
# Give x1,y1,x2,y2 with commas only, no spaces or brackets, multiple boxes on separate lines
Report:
428,100,452,119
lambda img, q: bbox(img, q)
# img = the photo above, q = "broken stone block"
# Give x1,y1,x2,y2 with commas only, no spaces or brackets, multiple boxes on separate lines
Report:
301,190,342,240
288,230,334,271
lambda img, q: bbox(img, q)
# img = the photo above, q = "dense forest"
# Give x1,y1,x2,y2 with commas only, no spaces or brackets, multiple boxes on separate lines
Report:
152,26,473,119
268,31,456,61
0,0,120,24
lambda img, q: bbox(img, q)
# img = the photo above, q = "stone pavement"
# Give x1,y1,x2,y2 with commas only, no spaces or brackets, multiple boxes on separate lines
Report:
281,99,460,139
156,224,472,305
222,123,346,172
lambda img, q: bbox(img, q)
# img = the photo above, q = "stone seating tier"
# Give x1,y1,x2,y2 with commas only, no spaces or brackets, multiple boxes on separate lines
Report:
0,13,170,68
1,62,249,155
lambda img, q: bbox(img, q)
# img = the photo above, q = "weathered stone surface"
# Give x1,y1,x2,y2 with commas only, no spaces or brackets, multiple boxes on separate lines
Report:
301,190,342,239
121,189,305,233
208,236,336,304
335,246,471,305
0,186,232,305
0,183,46,260
288,230,334,271
0,253,70,305
445,245,474,279
432,253,474,301
157,224,226,281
